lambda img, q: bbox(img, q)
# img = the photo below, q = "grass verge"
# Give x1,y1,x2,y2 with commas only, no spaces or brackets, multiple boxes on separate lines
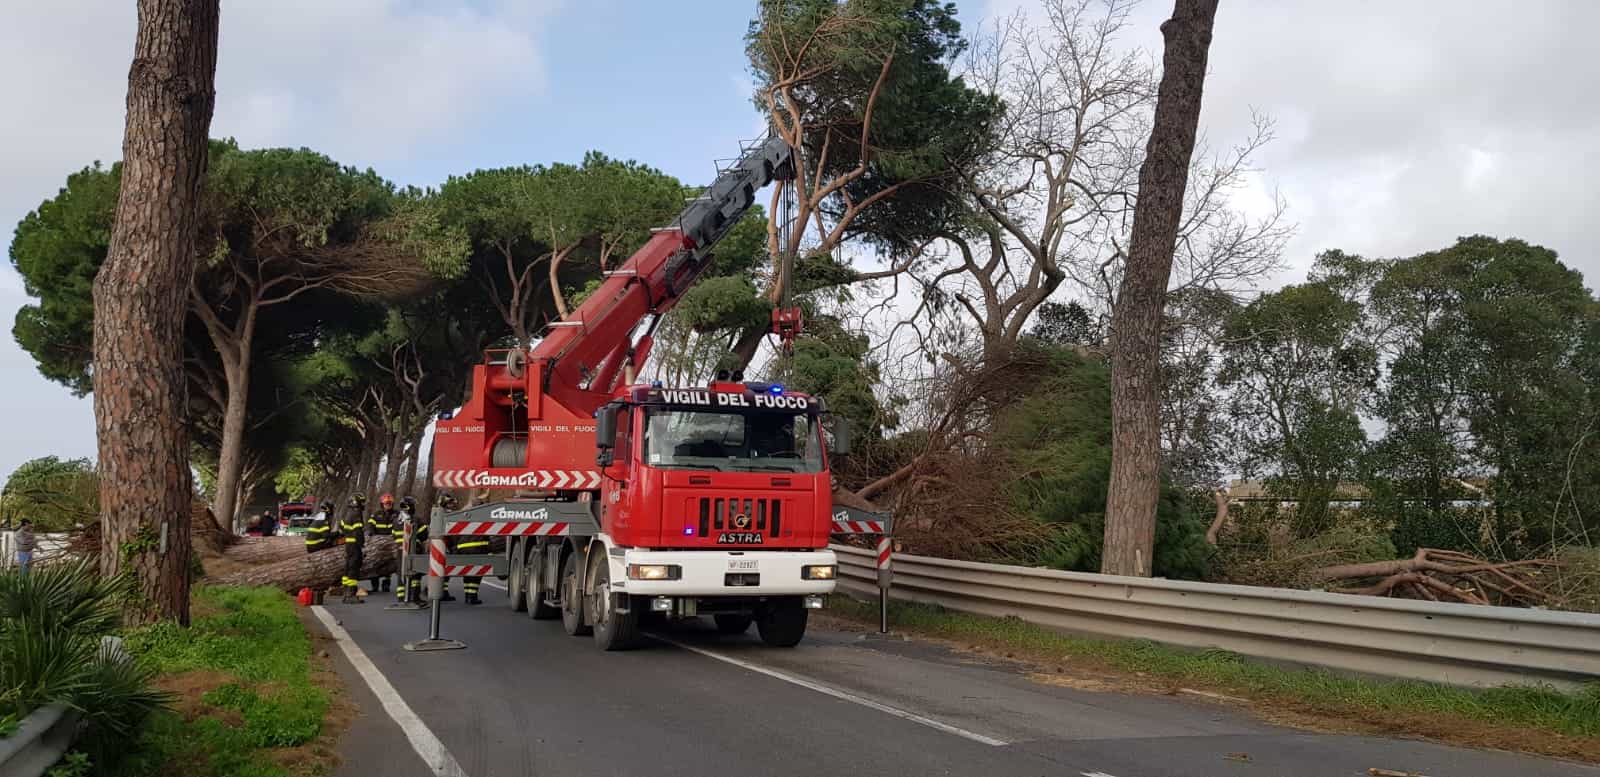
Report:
107,587,347,777
826,595,1600,762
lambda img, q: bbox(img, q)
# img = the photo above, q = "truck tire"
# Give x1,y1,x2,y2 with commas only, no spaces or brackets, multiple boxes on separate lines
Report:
527,545,559,620
588,560,641,650
714,614,753,635
756,598,808,647
505,539,526,612
560,552,591,636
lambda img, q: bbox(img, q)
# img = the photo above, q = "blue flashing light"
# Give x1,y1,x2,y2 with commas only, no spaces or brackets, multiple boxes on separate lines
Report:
651,380,663,388
769,383,785,396
682,526,695,536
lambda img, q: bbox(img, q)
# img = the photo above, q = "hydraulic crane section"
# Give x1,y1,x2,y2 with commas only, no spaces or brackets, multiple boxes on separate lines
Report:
433,137,795,491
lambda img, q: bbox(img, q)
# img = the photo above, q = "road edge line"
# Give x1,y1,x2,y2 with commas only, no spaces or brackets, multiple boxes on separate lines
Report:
653,635,1009,747
311,605,469,777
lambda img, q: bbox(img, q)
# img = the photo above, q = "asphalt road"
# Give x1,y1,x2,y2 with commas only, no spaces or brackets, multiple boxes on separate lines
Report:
312,580,1597,777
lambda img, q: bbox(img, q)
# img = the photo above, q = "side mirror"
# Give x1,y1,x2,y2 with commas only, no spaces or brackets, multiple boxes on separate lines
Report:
829,417,853,457
595,405,618,467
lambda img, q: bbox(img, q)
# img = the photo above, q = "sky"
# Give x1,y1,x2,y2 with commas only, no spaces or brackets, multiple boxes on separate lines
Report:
2,0,1599,481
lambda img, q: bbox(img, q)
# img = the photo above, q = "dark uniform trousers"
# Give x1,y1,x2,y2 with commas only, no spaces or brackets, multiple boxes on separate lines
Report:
339,513,365,593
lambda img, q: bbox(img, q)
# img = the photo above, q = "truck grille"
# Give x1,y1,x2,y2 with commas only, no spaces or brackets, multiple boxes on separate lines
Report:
697,497,782,538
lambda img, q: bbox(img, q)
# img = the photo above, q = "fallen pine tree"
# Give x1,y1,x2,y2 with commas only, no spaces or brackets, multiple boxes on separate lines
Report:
209,536,401,592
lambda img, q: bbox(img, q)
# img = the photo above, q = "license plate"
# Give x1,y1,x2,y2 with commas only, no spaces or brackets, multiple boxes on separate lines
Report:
717,533,764,545
728,558,759,571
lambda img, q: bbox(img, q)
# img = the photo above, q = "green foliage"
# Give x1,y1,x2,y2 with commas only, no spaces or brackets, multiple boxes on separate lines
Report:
747,0,1000,253
1029,301,1101,347
772,315,900,442
0,562,169,768
1219,271,1374,536
2,456,97,531
9,162,120,394
995,344,1211,578
674,276,770,333
113,587,329,777
46,751,93,777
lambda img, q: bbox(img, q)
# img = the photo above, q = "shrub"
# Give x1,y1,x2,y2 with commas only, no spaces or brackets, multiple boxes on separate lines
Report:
0,561,170,766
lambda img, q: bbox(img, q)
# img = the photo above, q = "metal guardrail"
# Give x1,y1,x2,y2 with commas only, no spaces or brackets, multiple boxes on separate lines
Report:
832,545,1600,689
0,704,78,777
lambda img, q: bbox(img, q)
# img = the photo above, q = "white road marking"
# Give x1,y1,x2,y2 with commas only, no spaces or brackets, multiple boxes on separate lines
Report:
483,579,506,590
1082,772,1122,777
653,635,1009,747
311,606,468,777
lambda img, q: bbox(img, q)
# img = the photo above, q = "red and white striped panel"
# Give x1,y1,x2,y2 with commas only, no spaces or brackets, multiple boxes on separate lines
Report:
876,536,893,570
433,469,602,489
442,564,495,577
831,519,885,534
428,539,447,578
445,521,569,537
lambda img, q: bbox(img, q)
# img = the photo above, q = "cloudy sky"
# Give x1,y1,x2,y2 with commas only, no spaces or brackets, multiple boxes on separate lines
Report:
2,0,1598,480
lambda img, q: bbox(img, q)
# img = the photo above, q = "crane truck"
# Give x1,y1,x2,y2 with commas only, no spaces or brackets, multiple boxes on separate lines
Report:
432,135,851,650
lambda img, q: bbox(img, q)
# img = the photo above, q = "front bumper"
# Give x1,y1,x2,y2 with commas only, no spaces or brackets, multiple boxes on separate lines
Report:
612,548,838,597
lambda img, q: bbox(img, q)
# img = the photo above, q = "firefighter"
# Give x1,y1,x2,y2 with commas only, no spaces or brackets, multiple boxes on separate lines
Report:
397,495,419,601
339,494,367,603
367,493,397,592
447,492,488,605
305,500,335,554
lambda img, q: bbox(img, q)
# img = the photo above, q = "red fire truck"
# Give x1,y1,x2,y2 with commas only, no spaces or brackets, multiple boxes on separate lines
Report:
432,136,852,650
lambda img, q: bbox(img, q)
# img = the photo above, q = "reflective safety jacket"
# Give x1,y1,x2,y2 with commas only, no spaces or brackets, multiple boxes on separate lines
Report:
305,514,333,553
338,510,365,546
367,508,396,538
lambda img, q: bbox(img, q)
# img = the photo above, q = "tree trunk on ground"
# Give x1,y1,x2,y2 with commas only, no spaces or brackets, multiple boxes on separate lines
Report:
210,537,399,591
213,536,308,564
93,0,220,626
1102,0,1218,578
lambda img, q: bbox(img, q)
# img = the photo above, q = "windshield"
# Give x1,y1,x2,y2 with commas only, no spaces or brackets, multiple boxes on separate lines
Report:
644,409,824,473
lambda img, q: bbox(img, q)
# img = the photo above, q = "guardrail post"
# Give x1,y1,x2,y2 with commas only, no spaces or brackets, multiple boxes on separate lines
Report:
405,506,465,652
876,535,893,634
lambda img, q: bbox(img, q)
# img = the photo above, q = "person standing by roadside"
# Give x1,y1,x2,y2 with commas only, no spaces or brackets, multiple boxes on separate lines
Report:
14,519,37,574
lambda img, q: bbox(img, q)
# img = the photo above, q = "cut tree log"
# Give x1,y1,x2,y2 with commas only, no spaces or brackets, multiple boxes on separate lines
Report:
1309,547,1555,606
210,537,399,591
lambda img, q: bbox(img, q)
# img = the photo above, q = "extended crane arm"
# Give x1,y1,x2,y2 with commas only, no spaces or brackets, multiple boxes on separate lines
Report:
529,135,795,412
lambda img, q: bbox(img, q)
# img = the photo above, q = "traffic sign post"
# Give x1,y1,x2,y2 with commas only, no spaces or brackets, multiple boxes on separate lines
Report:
831,507,895,635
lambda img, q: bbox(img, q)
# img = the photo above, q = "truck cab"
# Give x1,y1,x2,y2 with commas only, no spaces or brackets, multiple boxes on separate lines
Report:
573,380,839,648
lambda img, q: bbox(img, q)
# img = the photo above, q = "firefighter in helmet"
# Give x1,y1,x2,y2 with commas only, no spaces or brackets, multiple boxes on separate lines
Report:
397,495,420,601
305,499,335,554
367,493,397,592
339,494,367,603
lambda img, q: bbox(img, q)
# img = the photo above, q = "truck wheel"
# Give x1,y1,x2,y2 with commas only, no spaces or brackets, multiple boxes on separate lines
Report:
588,561,641,651
527,546,559,620
559,553,591,636
756,599,808,647
714,614,753,635
505,539,526,612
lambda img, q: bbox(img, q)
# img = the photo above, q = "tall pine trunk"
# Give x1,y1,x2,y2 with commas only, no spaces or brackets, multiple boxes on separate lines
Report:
94,0,220,625
210,310,253,530
380,407,408,498
1103,0,1218,577
402,422,426,497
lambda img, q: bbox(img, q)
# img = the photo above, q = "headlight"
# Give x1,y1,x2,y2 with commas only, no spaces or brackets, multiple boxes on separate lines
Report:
802,564,836,580
628,564,681,580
